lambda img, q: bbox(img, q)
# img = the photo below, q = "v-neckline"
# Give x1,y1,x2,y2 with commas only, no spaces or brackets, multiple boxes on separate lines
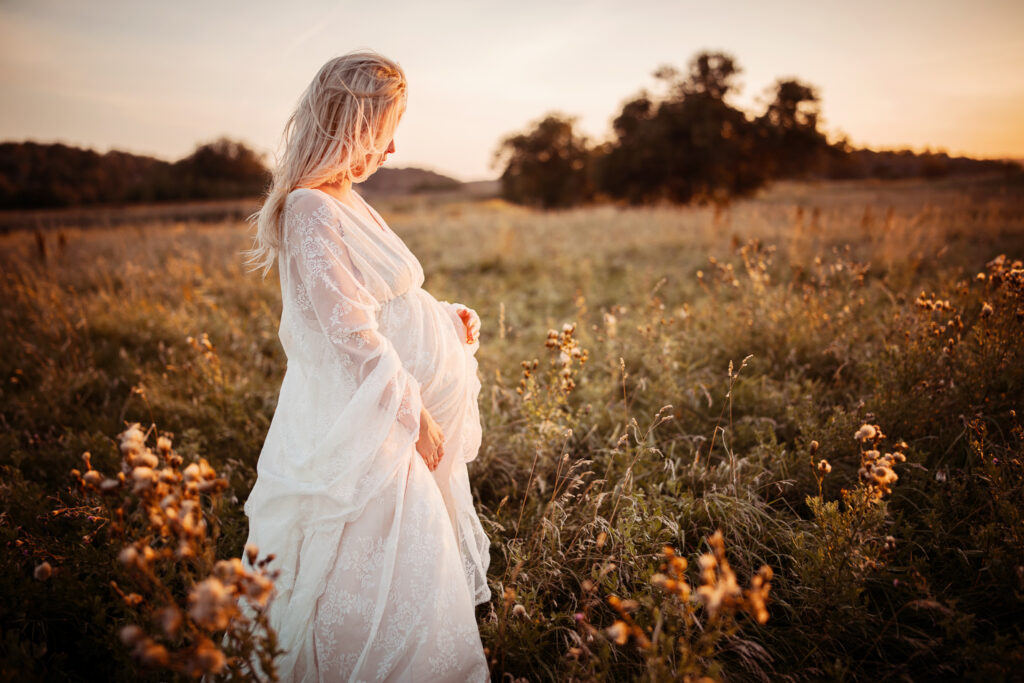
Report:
312,187,389,236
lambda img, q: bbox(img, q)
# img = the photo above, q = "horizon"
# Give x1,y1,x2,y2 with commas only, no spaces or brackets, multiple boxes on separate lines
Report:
2,0,1022,182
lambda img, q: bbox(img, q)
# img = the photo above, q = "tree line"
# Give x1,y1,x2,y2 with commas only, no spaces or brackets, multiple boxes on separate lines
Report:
0,138,270,210
494,51,1021,208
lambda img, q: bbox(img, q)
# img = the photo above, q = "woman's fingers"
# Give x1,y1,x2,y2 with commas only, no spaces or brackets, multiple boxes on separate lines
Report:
458,308,481,344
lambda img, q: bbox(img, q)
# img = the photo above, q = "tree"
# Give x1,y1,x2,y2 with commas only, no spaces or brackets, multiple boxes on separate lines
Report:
754,79,830,178
679,51,742,100
493,114,593,208
171,138,270,200
596,51,768,205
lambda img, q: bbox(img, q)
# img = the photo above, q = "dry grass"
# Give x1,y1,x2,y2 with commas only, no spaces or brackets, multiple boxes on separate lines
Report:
2,173,1023,681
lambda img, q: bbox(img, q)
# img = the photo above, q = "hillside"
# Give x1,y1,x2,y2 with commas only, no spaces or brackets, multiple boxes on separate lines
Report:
360,166,462,194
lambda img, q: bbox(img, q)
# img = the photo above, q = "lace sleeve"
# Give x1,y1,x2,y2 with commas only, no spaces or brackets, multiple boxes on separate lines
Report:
284,191,421,433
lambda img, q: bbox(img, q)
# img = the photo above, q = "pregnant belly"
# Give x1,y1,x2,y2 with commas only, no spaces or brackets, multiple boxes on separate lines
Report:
379,289,475,417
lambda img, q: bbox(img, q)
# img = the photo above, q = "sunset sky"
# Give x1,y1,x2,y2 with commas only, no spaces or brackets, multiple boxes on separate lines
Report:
1,0,1022,181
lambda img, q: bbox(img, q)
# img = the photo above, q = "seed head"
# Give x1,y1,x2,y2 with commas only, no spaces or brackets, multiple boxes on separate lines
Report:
854,424,877,442
34,561,52,581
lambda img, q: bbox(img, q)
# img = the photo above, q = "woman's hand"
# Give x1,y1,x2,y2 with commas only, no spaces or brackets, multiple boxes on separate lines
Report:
416,406,444,471
456,307,480,345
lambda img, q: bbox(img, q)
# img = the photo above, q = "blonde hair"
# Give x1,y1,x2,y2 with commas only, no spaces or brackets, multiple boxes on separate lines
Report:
247,50,407,274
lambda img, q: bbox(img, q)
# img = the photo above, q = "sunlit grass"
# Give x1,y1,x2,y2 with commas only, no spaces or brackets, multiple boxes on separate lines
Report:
1,174,1022,681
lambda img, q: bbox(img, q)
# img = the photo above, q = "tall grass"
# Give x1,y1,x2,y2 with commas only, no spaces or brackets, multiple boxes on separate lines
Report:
2,174,1022,680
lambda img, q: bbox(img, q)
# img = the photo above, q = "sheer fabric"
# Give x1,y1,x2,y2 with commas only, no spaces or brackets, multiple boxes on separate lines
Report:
243,188,490,682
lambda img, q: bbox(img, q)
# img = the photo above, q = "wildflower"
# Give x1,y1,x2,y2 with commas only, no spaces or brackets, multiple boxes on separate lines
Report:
34,561,52,581
245,573,275,607
139,640,169,667
617,599,639,612
176,540,195,559
190,637,227,675
596,531,607,549
82,470,102,487
157,606,183,638
817,459,832,475
980,301,994,318
695,532,743,620
119,546,141,569
119,624,145,647
197,458,217,481
183,463,200,482
606,620,629,645
854,424,877,442
188,577,233,630
131,466,157,494
136,451,159,468
156,435,173,456
858,447,902,499
119,424,146,457
511,604,528,619
100,478,121,493
809,440,819,456
214,558,245,581
744,565,773,624
245,543,260,565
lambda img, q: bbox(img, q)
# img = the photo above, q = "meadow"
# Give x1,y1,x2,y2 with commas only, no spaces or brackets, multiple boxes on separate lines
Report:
1,173,1023,681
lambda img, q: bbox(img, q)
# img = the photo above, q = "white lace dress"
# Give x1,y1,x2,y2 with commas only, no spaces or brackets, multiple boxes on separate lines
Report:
242,187,491,682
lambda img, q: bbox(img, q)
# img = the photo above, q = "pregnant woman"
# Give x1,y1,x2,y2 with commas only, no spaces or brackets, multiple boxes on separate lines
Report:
242,51,490,681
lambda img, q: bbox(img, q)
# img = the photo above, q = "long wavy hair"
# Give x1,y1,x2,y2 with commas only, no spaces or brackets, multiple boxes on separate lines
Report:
247,50,407,274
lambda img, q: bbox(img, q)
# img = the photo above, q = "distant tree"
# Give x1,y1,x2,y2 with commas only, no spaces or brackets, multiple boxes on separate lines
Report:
596,51,768,204
0,139,270,209
678,51,742,100
172,137,270,200
754,79,831,177
493,114,593,208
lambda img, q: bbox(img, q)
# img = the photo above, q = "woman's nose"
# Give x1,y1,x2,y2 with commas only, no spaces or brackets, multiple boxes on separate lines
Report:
387,140,396,154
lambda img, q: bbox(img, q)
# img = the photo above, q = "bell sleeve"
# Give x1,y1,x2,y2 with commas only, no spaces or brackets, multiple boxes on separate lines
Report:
288,194,423,435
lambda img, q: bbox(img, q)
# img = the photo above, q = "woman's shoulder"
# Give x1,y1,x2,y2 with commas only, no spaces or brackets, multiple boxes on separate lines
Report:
285,187,333,215
283,187,343,231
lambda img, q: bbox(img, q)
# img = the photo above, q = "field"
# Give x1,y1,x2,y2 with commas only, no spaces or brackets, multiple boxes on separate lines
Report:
2,174,1023,681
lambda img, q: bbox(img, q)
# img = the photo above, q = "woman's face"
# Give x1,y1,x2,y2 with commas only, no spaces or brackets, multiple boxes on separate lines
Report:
359,105,403,179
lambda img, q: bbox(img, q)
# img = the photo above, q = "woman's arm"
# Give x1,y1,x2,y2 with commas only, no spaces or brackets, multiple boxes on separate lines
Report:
285,192,444,470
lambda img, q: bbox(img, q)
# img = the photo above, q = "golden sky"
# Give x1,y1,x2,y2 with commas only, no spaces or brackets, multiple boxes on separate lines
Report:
1,0,1022,180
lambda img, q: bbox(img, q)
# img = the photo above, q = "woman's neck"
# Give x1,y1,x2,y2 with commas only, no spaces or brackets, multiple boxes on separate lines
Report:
313,177,353,204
